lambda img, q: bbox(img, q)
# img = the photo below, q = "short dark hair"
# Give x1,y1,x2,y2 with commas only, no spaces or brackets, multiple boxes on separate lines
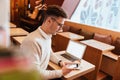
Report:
37,5,67,26
46,5,67,18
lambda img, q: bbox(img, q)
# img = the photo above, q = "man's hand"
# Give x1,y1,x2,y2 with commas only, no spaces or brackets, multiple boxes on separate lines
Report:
60,60,81,75
61,65,73,75
60,60,81,67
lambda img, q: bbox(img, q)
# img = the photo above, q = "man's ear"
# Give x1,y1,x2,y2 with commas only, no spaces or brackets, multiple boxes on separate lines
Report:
47,17,53,24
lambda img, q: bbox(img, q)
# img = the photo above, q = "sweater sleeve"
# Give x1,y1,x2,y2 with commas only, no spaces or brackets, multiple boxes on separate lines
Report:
20,39,63,79
39,69,63,79
50,50,61,65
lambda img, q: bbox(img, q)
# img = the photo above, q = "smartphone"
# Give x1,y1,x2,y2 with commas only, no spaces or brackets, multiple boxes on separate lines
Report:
67,63,79,69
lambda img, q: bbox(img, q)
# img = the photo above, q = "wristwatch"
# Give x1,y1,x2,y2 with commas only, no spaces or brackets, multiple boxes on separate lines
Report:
58,60,62,66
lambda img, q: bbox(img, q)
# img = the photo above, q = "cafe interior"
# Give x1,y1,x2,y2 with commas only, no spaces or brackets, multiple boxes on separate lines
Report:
0,0,120,80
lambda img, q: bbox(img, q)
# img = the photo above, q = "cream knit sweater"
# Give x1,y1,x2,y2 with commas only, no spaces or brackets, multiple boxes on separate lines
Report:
20,27,62,79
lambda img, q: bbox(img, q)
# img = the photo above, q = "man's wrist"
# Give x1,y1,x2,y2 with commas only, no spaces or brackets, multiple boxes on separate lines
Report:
58,60,62,66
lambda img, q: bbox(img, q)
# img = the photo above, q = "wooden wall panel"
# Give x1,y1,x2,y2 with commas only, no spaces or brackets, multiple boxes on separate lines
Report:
45,0,64,6
30,0,64,10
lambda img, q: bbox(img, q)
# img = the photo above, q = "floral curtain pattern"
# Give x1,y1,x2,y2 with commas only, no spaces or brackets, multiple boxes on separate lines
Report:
71,0,120,31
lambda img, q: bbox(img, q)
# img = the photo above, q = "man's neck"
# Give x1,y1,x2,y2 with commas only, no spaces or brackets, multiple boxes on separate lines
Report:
40,25,50,35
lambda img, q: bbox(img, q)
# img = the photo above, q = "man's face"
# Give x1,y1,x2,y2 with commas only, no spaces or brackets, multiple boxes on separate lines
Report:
49,17,65,35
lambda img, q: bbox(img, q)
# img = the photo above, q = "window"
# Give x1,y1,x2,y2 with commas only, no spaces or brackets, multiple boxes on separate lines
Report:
70,0,120,32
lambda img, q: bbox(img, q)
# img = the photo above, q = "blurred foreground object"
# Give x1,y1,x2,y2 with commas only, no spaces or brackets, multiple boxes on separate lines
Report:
0,0,10,47
20,0,47,32
0,47,42,80
0,27,8,47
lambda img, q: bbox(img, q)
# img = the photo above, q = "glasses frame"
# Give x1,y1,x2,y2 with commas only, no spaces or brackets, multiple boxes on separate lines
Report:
51,17,64,28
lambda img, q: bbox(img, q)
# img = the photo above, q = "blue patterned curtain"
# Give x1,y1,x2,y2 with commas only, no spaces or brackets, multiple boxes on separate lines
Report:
71,0,120,31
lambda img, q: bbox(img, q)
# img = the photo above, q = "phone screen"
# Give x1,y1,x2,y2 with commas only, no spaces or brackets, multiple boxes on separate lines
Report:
67,64,78,69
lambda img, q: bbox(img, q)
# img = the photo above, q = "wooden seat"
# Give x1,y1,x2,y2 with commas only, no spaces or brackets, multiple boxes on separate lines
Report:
101,52,120,80
97,71,108,80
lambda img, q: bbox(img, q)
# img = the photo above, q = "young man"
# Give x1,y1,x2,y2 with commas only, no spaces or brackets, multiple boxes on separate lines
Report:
20,5,75,79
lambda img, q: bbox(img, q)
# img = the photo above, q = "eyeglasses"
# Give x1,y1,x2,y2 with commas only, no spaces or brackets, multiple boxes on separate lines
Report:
51,17,64,28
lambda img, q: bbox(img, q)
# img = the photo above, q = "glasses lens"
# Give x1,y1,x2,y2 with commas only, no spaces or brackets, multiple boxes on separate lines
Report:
51,17,63,28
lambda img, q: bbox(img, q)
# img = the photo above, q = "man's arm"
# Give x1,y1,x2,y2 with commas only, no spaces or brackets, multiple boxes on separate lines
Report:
50,50,61,65
39,69,62,79
20,40,63,79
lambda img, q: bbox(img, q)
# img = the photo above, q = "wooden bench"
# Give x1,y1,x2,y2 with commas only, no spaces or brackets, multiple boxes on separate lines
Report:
64,20,120,41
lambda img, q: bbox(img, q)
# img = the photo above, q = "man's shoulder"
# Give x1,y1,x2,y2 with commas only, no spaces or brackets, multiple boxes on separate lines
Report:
23,33,43,44
29,29,43,38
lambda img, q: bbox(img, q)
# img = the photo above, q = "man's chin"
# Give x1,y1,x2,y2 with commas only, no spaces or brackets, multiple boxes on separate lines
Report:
53,33,57,35
58,29,63,32
52,30,63,35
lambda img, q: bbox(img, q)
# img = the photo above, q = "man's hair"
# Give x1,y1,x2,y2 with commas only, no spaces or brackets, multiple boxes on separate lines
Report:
46,5,67,18
36,5,67,26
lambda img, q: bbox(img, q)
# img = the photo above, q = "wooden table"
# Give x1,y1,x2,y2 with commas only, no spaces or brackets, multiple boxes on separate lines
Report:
10,22,16,28
11,36,26,45
52,32,84,52
80,39,115,80
57,32,84,40
10,28,29,37
81,39,115,52
49,51,95,80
